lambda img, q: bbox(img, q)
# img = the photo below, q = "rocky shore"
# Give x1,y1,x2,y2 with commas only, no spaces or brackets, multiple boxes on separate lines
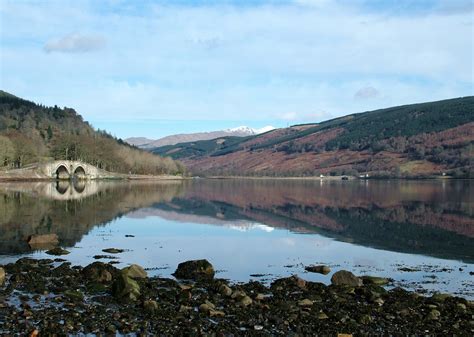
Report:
0,258,472,335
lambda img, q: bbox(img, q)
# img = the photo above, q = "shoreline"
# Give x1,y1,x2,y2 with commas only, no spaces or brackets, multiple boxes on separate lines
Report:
0,258,472,334
0,174,188,182
204,175,468,181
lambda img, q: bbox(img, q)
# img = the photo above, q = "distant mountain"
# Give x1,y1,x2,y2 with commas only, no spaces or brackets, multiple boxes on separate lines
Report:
0,90,185,175
126,125,275,148
149,97,474,178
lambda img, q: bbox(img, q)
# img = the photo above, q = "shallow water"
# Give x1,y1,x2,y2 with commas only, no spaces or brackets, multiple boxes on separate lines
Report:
0,179,472,298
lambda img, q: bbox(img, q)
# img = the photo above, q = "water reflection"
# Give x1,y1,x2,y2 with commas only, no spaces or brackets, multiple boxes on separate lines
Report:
0,181,186,253
0,179,472,263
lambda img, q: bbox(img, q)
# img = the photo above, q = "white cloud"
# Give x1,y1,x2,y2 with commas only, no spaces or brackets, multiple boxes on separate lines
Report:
0,0,472,136
44,33,106,53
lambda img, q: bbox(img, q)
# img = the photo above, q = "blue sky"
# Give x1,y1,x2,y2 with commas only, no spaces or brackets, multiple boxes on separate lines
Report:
1,0,472,139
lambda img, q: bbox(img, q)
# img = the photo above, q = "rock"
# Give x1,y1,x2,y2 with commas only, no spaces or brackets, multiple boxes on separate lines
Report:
27,234,59,248
456,303,466,311
359,314,372,324
254,325,264,331
143,300,158,314
426,309,441,320
361,276,390,286
305,265,331,275
45,247,70,256
122,264,147,279
199,300,216,313
64,290,84,302
239,296,253,307
29,329,39,337
0,267,5,285
292,275,307,289
102,248,124,254
173,259,214,280
179,284,193,291
318,312,329,320
209,309,225,317
179,305,192,312
231,290,247,300
255,293,266,301
270,275,307,290
373,298,384,306
82,262,116,283
298,299,313,307
219,284,232,297
106,325,117,333
431,293,451,302
112,272,141,301
331,270,363,287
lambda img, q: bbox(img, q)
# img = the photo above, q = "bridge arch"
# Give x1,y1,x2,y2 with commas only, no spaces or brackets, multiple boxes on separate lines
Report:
56,164,70,180
56,180,70,194
73,165,86,179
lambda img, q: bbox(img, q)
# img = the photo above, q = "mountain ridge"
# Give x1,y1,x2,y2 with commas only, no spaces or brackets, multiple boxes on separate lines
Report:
149,96,474,178
126,125,275,148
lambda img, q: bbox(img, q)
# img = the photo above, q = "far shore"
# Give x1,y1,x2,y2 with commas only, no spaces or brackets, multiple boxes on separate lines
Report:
0,174,469,182
204,175,464,181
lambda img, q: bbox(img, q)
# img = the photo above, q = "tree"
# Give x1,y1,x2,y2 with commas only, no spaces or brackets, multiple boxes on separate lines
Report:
0,135,15,167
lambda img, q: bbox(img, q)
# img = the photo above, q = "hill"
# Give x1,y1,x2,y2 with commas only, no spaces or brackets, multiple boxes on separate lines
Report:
150,97,474,178
126,125,275,149
0,90,185,175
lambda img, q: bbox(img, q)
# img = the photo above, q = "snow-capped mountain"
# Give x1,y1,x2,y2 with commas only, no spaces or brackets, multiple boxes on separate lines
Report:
126,125,275,149
228,125,275,134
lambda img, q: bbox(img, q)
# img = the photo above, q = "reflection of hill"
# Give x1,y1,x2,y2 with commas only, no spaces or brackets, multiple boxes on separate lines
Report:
0,181,186,253
1,179,472,263
152,179,474,262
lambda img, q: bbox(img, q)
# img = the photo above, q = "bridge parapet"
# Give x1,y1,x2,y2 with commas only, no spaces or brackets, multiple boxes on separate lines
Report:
39,161,105,180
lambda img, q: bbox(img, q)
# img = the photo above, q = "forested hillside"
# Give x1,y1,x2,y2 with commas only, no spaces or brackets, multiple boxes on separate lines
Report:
0,91,185,175
151,97,473,178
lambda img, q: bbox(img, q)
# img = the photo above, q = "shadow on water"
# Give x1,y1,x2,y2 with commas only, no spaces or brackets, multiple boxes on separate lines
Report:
0,179,472,263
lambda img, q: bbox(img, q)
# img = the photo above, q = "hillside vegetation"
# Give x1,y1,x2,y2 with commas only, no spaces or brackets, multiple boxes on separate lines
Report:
0,91,185,175
151,97,473,178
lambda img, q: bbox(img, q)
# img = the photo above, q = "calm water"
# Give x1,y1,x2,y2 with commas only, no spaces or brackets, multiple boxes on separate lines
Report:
0,179,472,298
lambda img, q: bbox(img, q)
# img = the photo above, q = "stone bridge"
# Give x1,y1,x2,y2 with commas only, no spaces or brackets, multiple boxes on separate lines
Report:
39,160,107,180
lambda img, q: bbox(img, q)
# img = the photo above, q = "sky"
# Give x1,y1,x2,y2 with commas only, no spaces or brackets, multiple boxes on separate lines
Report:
0,0,473,139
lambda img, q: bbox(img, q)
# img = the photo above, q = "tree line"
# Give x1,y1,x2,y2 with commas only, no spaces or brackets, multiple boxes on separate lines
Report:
0,91,185,175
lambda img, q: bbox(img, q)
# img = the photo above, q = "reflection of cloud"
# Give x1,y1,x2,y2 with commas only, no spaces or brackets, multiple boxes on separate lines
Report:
228,223,274,232
280,238,296,246
354,86,380,100
127,208,274,232
44,34,106,53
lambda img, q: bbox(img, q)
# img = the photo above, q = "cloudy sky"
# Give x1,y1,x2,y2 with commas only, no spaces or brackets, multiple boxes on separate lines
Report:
1,0,472,139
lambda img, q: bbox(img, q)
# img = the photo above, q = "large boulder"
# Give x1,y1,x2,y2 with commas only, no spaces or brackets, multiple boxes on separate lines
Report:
122,264,147,279
361,276,390,286
112,272,141,301
173,259,215,280
27,234,59,250
331,270,363,287
82,262,118,283
45,247,70,256
271,275,307,291
111,264,147,301
305,265,331,275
